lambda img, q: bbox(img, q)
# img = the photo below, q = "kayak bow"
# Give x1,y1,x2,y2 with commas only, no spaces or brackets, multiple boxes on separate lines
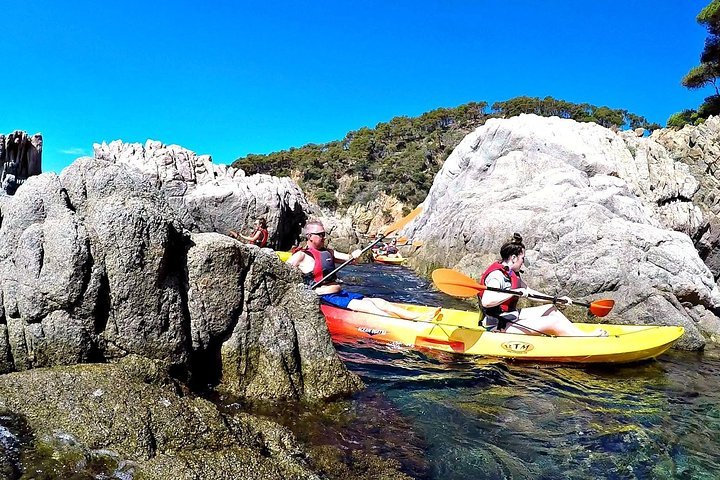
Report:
372,252,405,265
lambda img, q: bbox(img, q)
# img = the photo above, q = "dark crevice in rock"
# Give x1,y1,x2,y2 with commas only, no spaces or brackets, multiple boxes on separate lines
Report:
36,242,44,277
93,273,111,342
74,242,108,364
693,222,712,260
276,205,308,251
0,327,14,373
285,331,303,399
74,238,95,314
180,237,198,378
157,224,190,336
59,188,75,213
656,195,692,207
145,410,158,458
188,341,224,392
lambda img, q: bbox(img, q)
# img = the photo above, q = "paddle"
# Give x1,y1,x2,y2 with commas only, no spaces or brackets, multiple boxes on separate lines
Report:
431,268,614,317
311,206,423,289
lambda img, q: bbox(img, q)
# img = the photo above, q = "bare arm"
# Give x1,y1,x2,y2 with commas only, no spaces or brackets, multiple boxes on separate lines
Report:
480,271,519,308
240,231,261,242
286,251,305,268
332,249,362,263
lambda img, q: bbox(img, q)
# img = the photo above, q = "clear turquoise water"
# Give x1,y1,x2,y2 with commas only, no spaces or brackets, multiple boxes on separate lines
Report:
4,263,718,479
325,264,720,480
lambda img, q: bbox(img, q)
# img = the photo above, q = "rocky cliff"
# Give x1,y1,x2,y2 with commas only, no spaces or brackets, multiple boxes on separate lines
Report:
402,114,720,349
0,156,361,401
652,117,720,279
93,139,313,249
0,131,42,195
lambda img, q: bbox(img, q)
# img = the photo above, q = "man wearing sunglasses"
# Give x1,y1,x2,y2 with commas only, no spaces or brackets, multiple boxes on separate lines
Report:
287,220,438,320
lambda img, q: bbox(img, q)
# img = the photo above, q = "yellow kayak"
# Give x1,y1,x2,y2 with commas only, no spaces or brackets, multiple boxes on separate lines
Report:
275,251,292,262
372,252,405,265
321,302,684,364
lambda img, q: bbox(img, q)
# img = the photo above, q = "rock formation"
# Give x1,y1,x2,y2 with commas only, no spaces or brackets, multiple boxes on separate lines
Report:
0,356,404,479
0,131,42,195
93,140,313,249
652,117,720,279
403,114,720,349
0,156,361,402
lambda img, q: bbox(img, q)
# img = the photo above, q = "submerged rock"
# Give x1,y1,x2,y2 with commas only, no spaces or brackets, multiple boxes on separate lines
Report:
0,358,384,479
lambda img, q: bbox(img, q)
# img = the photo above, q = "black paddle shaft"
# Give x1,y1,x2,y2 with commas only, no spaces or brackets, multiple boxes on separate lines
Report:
481,284,591,308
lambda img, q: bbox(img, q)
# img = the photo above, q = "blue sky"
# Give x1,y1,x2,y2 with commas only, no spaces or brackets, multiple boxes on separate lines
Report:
1,1,713,173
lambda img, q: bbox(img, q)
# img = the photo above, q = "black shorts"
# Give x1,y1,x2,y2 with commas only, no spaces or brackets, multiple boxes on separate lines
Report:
482,311,519,331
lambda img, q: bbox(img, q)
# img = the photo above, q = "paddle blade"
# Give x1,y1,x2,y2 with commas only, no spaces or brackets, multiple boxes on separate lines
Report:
395,238,423,247
382,206,423,236
589,299,614,317
431,268,485,297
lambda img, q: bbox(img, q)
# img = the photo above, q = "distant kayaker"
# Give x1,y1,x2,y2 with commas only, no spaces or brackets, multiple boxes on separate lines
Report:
230,218,269,247
374,238,399,256
384,238,399,255
286,220,439,320
480,233,608,337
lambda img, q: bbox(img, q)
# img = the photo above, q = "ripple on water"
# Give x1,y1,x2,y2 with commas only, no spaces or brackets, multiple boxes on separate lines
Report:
318,265,720,479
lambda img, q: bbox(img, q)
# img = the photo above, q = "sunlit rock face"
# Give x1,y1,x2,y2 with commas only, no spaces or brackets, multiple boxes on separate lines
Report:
652,116,720,279
0,131,42,195
0,157,361,401
0,357,374,479
404,114,720,349
93,139,314,249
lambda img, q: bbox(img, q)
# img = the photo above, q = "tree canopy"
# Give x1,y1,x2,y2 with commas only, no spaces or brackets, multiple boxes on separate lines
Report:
673,0,720,127
232,96,654,210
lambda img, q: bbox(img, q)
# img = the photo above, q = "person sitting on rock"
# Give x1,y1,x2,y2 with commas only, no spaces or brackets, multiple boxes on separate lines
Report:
480,233,608,337
286,220,439,320
230,218,269,247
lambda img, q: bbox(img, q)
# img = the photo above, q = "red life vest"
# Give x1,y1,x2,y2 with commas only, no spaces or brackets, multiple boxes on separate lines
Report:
303,247,336,283
479,261,521,313
253,228,268,247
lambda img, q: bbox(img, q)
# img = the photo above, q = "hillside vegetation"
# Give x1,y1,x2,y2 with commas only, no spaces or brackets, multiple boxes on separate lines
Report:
232,96,658,210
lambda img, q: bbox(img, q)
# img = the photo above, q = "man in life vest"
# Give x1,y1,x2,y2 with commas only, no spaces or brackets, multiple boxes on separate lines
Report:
231,218,269,247
286,220,438,320
480,233,607,336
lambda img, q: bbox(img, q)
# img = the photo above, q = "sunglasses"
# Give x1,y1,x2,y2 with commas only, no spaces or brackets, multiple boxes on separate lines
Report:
309,231,327,238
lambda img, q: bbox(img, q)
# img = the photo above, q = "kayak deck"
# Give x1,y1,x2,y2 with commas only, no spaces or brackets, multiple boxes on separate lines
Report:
320,302,684,364
275,250,292,262
372,252,405,265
